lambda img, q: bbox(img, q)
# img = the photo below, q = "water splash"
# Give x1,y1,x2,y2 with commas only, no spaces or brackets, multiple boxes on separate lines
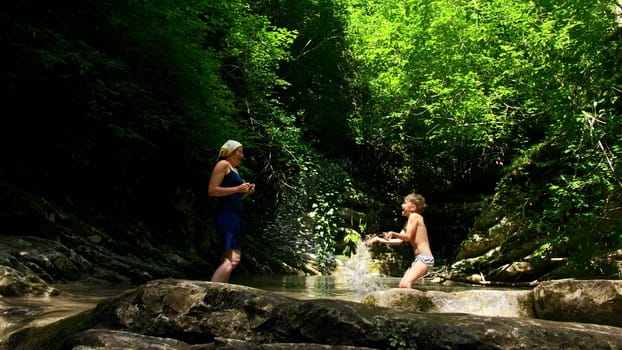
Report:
340,241,384,294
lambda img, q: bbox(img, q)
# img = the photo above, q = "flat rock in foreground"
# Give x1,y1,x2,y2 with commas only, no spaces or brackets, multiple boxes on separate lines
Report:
8,279,622,349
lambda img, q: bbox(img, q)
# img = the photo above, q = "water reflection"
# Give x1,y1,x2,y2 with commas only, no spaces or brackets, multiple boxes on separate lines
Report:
229,274,478,301
229,241,481,301
231,274,391,300
229,274,533,320
0,283,130,347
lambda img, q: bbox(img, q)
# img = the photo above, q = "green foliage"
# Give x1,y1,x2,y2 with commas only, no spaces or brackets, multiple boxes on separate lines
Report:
3,0,621,278
1,0,298,253
373,319,417,350
342,230,359,257
310,192,340,272
342,219,365,257
253,0,356,153
301,156,362,273
344,0,622,275
467,134,621,277
344,0,622,193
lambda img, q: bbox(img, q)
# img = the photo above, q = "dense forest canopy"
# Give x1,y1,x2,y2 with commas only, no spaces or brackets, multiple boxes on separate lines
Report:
1,0,621,278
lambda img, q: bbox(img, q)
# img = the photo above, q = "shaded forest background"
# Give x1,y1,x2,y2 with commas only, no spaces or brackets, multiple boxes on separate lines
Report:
1,0,621,282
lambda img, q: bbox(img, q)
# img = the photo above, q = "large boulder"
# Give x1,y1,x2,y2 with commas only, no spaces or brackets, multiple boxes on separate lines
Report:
7,279,622,350
532,279,622,327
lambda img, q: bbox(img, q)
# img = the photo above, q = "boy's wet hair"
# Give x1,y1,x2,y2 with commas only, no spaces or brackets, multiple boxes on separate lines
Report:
405,193,427,214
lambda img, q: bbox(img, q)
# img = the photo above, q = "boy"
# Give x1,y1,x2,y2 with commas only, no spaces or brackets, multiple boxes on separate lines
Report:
366,193,434,288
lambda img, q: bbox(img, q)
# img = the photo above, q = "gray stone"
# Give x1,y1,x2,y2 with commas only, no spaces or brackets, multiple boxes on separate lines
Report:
531,278,622,327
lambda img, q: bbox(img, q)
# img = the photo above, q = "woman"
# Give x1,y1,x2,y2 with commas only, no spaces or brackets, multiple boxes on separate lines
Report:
208,140,255,282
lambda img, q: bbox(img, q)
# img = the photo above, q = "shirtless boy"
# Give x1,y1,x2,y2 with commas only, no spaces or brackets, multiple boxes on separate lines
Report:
365,193,434,288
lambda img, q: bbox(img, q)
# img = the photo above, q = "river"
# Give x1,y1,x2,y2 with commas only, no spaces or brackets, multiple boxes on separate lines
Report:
0,243,528,346
1,273,529,348
0,282,131,347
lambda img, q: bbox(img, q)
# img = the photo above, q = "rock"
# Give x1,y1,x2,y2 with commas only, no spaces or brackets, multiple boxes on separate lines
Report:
67,329,196,349
491,261,534,278
363,288,534,318
0,182,214,297
0,234,193,296
67,329,380,350
0,265,58,297
531,279,622,327
454,217,509,260
7,279,622,350
361,288,435,312
447,247,500,282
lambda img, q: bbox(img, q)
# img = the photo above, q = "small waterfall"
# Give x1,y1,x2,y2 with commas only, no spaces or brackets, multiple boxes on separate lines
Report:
339,241,384,294
428,290,533,318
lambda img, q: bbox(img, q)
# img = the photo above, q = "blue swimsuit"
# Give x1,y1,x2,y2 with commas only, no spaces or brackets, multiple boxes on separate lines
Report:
215,167,243,251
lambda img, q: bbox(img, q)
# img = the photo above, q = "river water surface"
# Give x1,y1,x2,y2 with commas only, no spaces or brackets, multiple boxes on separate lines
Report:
0,244,527,346
1,274,533,348
0,283,131,347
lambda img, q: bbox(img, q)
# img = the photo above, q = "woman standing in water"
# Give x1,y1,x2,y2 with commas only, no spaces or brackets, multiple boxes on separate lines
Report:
366,193,434,288
208,140,255,282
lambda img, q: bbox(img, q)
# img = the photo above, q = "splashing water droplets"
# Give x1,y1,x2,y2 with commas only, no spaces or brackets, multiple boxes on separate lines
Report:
342,241,384,294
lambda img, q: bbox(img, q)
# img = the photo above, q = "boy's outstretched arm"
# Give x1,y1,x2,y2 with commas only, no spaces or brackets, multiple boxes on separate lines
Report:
365,234,404,246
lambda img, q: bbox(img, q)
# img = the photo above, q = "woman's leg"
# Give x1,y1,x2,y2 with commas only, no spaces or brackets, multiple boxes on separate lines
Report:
211,249,241,283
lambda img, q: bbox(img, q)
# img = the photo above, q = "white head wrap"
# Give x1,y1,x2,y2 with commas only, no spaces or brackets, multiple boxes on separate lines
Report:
219,140,242,158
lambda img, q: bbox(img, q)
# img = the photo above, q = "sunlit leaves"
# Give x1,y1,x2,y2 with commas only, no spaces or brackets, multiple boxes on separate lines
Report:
341,0,622,275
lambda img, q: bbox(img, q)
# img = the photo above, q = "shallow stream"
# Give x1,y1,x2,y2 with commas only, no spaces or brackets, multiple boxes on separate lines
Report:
0,244,528,346
0,274,528,346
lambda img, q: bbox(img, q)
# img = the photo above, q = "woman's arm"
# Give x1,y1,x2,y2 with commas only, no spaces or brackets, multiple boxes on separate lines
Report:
208,161,248,197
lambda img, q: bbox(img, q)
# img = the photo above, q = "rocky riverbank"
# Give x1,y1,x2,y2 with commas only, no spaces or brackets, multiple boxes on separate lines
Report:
5,279,622,350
